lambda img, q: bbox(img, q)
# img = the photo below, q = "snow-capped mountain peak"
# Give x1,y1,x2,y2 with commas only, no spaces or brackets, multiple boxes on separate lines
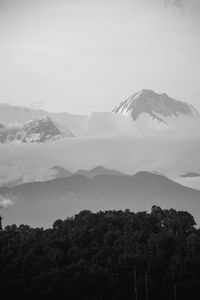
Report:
0,116,73,144
0,89,199,139
112,89,199,125
16,116,62,142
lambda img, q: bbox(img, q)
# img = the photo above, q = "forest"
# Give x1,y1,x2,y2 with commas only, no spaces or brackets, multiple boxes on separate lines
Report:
1,206,200,300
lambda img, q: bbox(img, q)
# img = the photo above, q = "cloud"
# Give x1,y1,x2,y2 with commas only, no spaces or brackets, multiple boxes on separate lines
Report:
29,100,46,109
0,132,199,187
0,196,14,208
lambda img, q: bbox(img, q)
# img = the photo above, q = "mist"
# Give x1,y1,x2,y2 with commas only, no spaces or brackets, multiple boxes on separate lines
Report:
0,195,14,208
0,132,199,186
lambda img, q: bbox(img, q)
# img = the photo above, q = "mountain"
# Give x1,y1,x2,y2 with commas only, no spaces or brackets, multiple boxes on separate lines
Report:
0,103,88,136
50,166,73,179
75,166,126,178
0,117,73,143
0,124,8,143
1,89,199,137
112,89,200,131
1,171,200,228
112,89,198,121
85,89,200,135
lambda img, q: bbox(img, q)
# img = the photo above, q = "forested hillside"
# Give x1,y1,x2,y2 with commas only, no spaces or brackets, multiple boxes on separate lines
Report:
1,206,200,299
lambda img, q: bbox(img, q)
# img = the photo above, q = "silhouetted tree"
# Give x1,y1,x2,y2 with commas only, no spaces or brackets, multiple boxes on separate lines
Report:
0,207,200,300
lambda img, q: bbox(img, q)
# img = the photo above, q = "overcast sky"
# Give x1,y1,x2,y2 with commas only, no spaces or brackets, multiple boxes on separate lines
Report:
0,0,200,113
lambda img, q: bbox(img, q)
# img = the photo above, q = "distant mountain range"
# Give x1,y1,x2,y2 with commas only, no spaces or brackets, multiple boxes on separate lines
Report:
51,165,126,179
0,89,199,143
3,163,200,189
0,104,86,143
0,90,199,228
1,171,200,228
0,165,127,188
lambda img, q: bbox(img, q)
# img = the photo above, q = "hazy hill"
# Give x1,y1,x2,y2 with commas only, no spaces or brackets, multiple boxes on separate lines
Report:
75,166,126,178
50,166,73,179
1,171,200,228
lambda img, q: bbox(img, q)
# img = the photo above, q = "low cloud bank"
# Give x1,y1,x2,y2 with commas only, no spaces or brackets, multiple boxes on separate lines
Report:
0,132,199,186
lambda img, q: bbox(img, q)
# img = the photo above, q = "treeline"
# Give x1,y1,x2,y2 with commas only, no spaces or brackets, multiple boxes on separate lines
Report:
1,206,200,299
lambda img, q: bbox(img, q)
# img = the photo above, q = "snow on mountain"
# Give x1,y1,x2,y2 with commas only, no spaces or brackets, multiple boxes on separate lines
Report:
0,117,73,143
51,113,89,136
0,103,48,125
113,89,198,120
86,90,200,135
0,89,199,137
0,102,135,137
0,103,88,136
112,89,200,132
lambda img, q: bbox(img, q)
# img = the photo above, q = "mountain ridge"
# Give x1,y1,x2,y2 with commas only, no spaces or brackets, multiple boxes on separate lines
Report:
112,89,199,125
1,171,200,228
0,116,73,143
0,89,199,138
75,166,126,178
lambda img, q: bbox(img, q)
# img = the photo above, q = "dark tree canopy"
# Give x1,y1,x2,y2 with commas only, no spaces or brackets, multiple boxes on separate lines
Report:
0,206,200,300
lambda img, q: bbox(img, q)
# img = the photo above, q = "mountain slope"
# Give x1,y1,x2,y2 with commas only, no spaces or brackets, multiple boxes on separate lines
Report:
50,166,73,179
0,90,199,136
175,172,200,190
113,89,198,121
0,103,88,136
112,89,200,131
75,166,126,178
1,171,200,228
0,117,73,143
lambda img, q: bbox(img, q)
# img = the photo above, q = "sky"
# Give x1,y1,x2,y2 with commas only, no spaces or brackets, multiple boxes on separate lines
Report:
0,0,200,113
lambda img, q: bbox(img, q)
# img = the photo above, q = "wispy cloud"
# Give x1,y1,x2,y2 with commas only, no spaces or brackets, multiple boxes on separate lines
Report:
0,132,199,187
0,196,14,208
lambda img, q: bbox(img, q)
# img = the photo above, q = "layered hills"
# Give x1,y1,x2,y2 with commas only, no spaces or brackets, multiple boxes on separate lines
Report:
1,171,200,228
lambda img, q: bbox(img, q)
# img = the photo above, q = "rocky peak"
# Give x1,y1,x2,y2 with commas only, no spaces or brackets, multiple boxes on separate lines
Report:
0,117,73,143
112,89,198,123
